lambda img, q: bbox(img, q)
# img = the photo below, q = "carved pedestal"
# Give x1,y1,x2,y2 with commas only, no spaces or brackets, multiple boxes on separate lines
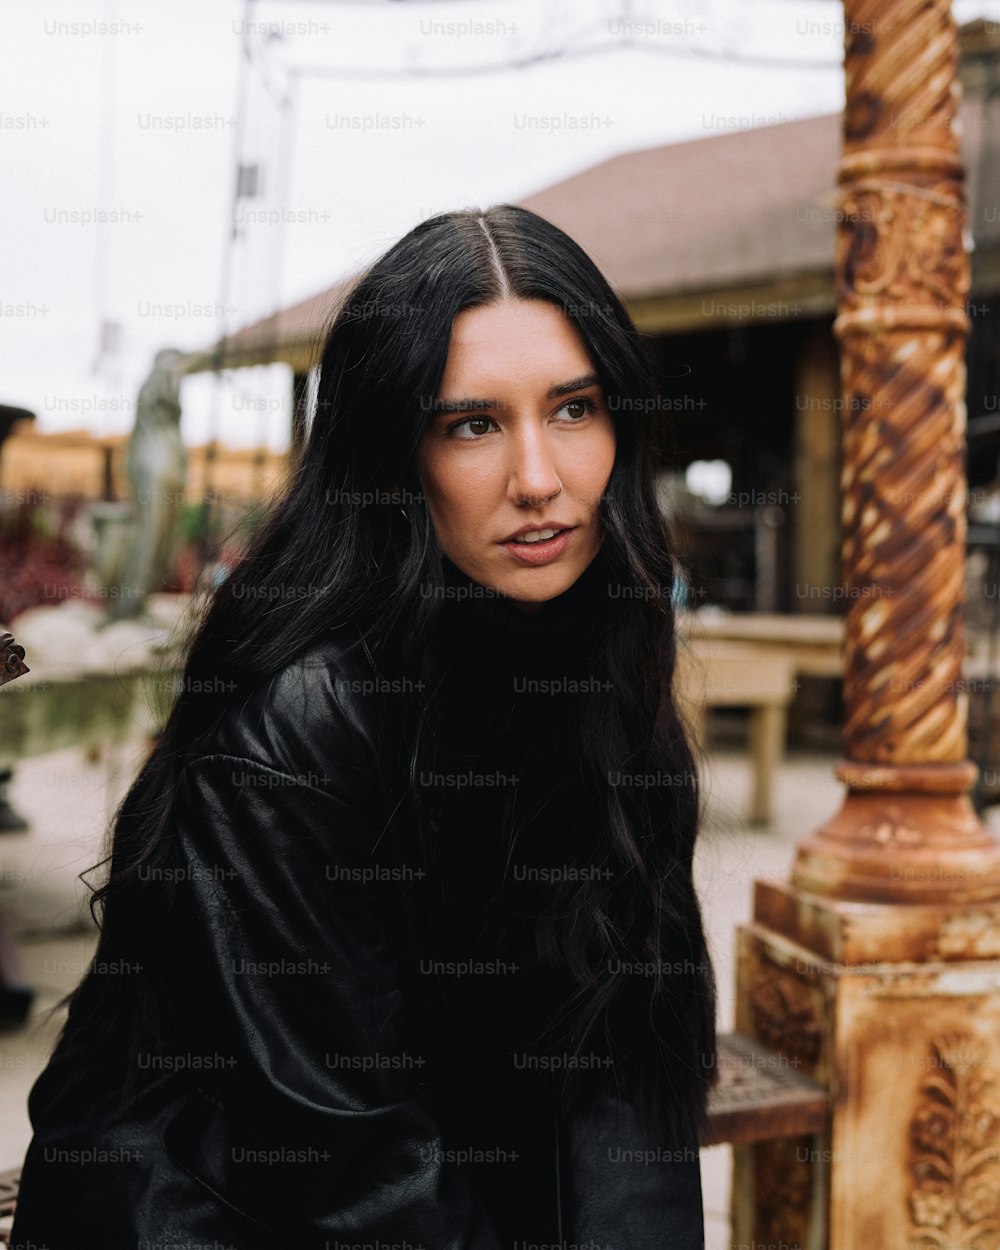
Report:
733,880,1000,1250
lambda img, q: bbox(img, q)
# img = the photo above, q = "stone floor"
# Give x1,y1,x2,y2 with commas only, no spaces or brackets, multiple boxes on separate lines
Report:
0,729,886,1244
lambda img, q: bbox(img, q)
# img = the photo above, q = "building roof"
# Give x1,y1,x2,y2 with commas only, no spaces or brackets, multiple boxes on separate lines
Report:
521,113,841,307
187,22,1000,374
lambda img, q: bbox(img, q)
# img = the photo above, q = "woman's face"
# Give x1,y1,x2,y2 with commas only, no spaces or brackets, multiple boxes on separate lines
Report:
415,298,616,609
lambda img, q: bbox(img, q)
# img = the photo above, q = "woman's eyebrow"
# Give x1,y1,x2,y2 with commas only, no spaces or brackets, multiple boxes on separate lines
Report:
431,396,497,415
431,374,602,415
546,373,602,399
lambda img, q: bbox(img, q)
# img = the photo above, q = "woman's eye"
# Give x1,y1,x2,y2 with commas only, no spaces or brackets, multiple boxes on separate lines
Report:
560,396,597,420
449,415,496,439
446,398,597,438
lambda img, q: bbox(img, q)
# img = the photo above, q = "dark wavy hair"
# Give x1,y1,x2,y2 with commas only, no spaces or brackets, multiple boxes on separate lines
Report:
44,204,716,1149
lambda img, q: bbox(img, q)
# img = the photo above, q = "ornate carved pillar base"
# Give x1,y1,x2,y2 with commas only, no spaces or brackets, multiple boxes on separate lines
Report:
792,760,1000,904
732,878,1000,1249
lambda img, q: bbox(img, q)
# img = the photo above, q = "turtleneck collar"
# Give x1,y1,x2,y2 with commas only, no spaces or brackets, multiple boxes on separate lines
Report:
435,540,612,648
422,543,614,770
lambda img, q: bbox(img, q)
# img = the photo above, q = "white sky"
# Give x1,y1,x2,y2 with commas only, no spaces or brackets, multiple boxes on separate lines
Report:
4,0,999,451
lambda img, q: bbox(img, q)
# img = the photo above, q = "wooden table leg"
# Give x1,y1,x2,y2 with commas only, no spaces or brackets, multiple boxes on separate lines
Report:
749,702,787,826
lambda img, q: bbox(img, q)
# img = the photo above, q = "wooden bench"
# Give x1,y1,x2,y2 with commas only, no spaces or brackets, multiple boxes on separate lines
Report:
678,611,843,680
700,1030,828,1146
675,637,797,825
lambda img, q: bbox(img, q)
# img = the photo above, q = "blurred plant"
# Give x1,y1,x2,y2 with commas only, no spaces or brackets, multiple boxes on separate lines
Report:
0,492,90,623
178,500,218,546
163,498,258,594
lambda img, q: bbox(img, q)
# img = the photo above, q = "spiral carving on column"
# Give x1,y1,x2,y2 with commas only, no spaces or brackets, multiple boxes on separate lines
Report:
834,0,969,768
790,0,1000,901
841,0,959,151
838,326,968,764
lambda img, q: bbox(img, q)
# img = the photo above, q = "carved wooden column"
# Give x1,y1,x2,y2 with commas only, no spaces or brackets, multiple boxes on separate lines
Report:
792,0,1000,902
732,3,1000,1246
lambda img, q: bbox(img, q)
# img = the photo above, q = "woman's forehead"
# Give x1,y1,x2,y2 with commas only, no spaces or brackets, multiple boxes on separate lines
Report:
439,300,597,394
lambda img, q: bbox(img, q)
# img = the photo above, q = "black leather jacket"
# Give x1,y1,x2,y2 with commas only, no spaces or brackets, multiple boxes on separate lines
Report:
11,567,706,1249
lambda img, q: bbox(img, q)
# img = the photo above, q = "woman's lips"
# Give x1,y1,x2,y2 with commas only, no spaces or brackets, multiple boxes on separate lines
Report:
499,527,574,565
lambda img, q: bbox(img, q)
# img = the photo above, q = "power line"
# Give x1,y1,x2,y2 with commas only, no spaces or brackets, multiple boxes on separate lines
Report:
251,0,843,72
288,37,840,78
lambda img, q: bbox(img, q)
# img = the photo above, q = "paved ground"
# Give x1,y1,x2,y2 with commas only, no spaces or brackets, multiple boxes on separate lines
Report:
0,728,878,1244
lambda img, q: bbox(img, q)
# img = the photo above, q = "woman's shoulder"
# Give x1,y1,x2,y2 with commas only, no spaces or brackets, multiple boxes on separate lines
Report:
186,623,404,799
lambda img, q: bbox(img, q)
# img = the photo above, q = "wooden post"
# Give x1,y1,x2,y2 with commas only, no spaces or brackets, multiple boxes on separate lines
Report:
791,0,1000,902
792,327,840,613
732,2,1000,1245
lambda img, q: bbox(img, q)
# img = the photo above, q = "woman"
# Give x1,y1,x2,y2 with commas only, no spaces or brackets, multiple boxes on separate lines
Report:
10,205,717,1248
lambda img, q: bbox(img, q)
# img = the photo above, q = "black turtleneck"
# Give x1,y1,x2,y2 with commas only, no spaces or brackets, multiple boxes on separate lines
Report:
409,545,620,1230
425,540,613,770
415,543,616,1036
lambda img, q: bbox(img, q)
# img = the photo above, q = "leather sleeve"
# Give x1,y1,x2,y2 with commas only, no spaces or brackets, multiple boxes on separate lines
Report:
163,744,505,1248
559,1086,706,1249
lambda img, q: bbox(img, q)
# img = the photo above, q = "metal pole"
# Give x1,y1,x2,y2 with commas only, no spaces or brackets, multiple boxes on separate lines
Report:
197,0,256,583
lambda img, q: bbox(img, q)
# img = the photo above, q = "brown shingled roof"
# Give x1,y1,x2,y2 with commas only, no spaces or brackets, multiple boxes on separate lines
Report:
187,24,1000,374
520,113,841,301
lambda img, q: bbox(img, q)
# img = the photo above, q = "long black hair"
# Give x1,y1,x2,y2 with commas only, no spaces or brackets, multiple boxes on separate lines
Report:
46,204,716,1147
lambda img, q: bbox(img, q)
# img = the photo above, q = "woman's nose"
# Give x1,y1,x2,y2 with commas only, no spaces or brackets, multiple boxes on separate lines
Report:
506,426,562,505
